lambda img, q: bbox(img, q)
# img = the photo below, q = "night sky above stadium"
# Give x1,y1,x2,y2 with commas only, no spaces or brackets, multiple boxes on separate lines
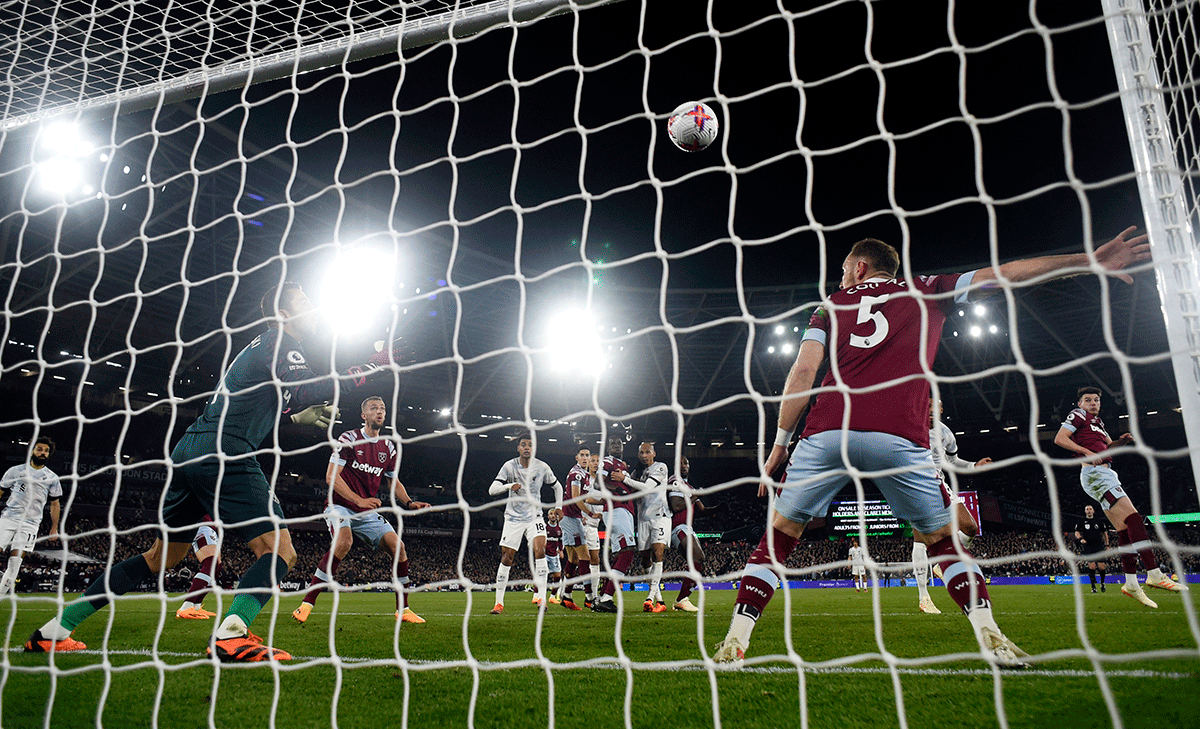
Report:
1,0,1171,441
204,0,1140,294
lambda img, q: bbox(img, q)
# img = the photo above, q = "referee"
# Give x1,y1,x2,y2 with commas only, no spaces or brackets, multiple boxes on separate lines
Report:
1075,504,1110,593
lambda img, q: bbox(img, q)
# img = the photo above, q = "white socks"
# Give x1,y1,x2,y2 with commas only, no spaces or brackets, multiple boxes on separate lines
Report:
533,558,548,602
215,614,248,641
495,564,511,606
0,555,22,595
912,542,930,599
649,561,663,603
39,617,71,640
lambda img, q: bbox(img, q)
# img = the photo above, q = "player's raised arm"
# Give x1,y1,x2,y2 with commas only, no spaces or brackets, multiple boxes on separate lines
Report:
971,226,1150,290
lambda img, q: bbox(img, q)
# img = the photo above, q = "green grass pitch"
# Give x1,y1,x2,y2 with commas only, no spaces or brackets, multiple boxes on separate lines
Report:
3,585,1198,728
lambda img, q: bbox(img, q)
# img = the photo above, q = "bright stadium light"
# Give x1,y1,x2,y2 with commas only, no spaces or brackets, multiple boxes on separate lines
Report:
969,325,982,338
774,325,785,335
37,158,84,193
973,304,986,317
317,246,398,335
40,121,93,157
781,342,795,354
544,308,604,376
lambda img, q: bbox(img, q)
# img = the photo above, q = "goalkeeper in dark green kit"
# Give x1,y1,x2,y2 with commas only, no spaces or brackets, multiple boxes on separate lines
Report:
26,282,405,661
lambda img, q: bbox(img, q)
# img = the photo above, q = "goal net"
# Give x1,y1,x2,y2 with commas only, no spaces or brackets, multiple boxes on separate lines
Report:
2,0,1198,728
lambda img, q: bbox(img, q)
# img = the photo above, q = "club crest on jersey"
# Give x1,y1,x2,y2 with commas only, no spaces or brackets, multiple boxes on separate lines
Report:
378,452,387,464
286,350,305,365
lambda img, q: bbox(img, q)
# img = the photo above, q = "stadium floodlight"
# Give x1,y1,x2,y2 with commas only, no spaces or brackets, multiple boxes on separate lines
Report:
544,307,604,376
969,325,982,338
317,246,398,335
989,324,999,334
36,158,84,193
973,304,986,316
774,324,785,335
781,342,795,354
40,121,93,157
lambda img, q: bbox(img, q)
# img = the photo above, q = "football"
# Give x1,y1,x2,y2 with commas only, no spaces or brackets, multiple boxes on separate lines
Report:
667,102,719,152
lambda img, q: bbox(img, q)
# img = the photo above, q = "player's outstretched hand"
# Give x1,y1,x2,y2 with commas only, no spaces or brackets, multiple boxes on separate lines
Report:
407,500,431,510
1115,433,1134,446
975,457,993,467
290,403,338,428
1094,226,1151,284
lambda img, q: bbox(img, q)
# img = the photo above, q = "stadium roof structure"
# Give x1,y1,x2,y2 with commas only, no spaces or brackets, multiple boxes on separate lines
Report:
0,0,1185,448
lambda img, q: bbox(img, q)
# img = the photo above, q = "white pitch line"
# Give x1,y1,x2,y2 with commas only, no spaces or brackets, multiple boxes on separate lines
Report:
14,649,1194,680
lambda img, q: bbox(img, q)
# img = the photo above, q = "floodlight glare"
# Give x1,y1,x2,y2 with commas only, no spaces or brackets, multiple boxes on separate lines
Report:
767,345,776,354
545,308,604,376
781,343,795,354
973,304,986,316
989,324,999,334
37,159,84,193
318,247,398,335
969,325,982,338
774,325,785,335
40,122,93,157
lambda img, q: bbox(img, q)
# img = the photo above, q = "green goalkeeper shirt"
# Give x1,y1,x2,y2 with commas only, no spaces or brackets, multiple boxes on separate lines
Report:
177,327,349,457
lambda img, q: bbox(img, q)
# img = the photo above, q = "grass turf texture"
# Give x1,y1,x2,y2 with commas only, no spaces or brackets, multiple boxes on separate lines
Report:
3,585,1198,729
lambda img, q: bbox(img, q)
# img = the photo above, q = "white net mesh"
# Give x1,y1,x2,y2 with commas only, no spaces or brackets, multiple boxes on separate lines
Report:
2,1,1199,727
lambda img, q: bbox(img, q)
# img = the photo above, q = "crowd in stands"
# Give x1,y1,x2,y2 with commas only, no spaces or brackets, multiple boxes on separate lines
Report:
18,511,1199,594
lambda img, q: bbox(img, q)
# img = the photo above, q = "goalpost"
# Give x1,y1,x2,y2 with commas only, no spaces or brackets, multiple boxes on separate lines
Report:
2,1,1200,728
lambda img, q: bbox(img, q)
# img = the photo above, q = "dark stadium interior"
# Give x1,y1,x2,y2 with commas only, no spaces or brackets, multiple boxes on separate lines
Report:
1,1,1197,590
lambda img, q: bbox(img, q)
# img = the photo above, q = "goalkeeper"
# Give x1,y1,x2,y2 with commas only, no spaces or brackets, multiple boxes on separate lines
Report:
26,282,405,661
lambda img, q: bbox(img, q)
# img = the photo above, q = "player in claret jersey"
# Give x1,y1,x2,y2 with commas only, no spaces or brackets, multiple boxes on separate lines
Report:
1055,386,1186,607
292,396,431,625
715,229,1151,669
557,444,592,610
587,435,648,613
26,282,402,660
545,509,565,604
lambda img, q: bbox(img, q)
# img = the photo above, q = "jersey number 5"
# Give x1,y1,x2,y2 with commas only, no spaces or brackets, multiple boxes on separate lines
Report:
850,295,891,349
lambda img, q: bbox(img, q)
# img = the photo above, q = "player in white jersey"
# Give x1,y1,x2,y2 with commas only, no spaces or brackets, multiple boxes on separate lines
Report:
582,453,604,605
626,442,671,613
0,437,62,595
914,397,992,614
848,538,867,592
487,433,562,613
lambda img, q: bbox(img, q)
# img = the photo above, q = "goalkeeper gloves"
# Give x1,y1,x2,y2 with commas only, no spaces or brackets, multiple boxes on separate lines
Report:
346,341,411,387
290,403,337,428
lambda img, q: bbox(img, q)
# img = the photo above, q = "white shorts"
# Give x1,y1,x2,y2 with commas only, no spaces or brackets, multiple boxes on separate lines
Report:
584,523,600,552
0,517,36,554
605,509,635,553
547,554,561,574
192,524,219,554
1081,465,1128,508
779,431,953,535
324,504,398,548
561,516,586,548
637,515,671,551
670,522,693,550
500,517,546,551
852,565,866,577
